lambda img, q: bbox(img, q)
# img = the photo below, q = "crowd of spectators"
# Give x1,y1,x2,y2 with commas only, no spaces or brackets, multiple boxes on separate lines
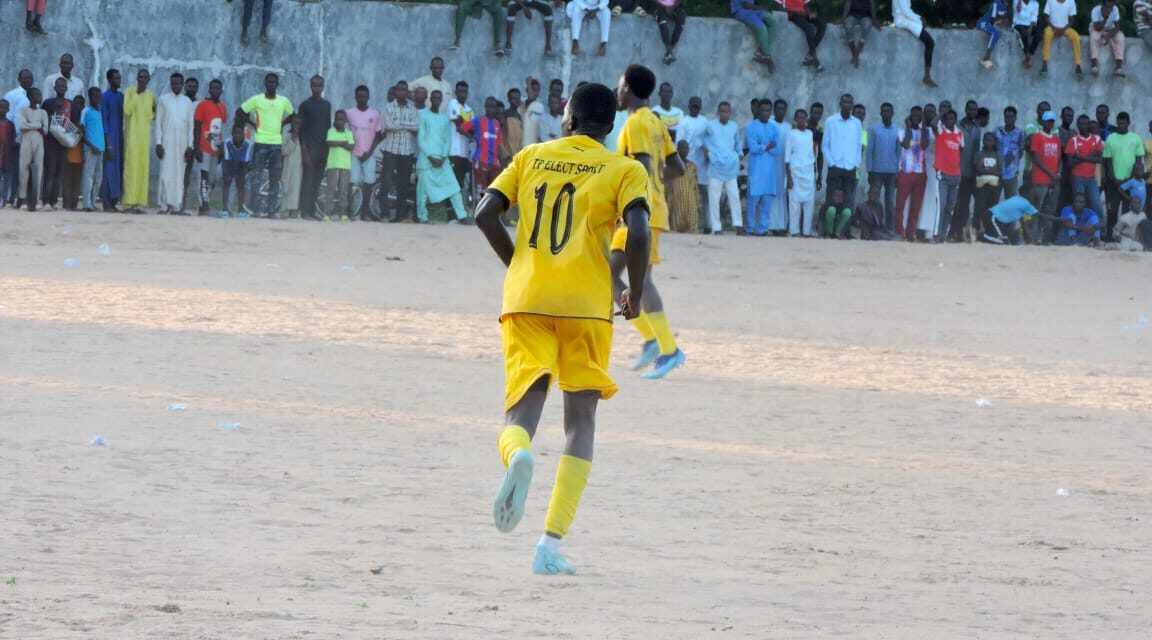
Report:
3,0,1150,250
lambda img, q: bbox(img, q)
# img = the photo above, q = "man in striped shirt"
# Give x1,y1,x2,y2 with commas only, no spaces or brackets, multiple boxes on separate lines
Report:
460,97,504,206
381,81,419,222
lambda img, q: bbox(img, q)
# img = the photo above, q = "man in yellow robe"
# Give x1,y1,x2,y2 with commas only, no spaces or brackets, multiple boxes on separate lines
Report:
122,68,155,212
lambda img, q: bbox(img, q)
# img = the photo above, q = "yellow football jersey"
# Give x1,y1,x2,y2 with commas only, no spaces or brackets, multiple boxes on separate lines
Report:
618,107,676,231
489,135,650,321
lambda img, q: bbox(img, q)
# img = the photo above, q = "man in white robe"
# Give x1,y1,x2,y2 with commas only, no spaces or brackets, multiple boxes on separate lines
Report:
155,73,195,214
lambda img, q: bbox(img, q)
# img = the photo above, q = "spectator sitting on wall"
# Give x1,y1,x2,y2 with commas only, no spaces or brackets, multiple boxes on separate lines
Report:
1088,0,1125,77
652,0,687,65
504,0,559,56
453,0,506,56
1013,0,1041,68
977,0,1010,69
568,0,612,57
783,0,826,72
610,0,645,17
241,0,273,46
842,0,879,69
26,0,46,34
1041,0,1083,77
1136,0,1152,51
730,0,777,72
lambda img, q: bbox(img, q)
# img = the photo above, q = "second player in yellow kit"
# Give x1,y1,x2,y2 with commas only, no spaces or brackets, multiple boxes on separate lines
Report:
473,82,652,576
610,64,687,381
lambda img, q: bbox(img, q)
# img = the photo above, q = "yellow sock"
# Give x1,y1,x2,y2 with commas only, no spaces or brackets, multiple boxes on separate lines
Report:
630,313,657,342
497,425,532,468
646,311,678,355
543,455,592,538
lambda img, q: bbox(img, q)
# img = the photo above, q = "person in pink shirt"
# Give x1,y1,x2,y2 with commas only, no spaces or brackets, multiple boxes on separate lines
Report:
345,85,382,219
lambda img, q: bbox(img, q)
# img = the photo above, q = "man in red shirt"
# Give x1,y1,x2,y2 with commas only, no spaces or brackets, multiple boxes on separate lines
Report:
933,109,963,242
459,96,504,206
192,79,228,216
1027,110,1061,244
784,0,826,72
1065,113,1104,220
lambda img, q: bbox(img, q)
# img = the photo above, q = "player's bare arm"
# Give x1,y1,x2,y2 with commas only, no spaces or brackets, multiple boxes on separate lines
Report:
619,203,650,319
475,191,515,267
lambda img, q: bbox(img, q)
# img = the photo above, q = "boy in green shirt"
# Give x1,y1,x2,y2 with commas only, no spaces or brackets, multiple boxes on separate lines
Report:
324,110,355,222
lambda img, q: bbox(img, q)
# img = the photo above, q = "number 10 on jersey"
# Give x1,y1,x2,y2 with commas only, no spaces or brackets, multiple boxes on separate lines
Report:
528,182,576,255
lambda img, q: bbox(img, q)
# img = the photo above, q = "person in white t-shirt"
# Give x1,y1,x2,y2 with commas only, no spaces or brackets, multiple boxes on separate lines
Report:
1013,0,1042,68
448,80,475,208
650,82,685,140
1088,0,1126,76
1136,0,1152,51
1041,0,1083,77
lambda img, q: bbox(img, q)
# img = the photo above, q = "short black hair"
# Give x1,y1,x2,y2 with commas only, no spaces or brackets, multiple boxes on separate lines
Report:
976,107,990,119
106,68,120,80
171,72,184,80
185,76,198,84
1117,111,1131,122
334,109,347,117
507,88,521,98
794,108,808,117
965,99,978,108
811,101,824,110
210,79,223,87
774,98,787,108
265,72,278,82
659,82,672,90
1004,105,1017,115
1076,114,1090,122
456,81,469,89
718,101,731,110
623,64,656,100
431,56,444,64
87,86,101,99
568,82,616,132
355,85,369,94
430,90,443,98
881,102,893,110
1061,106,1074,115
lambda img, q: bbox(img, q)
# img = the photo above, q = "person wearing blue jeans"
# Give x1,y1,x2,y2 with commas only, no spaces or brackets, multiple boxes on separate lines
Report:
250,143,282,217
1066,114,1104,219
241,0,273,45
866,102,900,230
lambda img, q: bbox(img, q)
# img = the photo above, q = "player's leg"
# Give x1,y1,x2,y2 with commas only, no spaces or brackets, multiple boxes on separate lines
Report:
636,231,685,379
609,230,659,369
493,314,556,533
535,389,597,575
534,318,615,575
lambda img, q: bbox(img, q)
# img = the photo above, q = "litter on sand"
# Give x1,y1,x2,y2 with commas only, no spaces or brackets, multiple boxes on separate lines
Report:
217,422,240,431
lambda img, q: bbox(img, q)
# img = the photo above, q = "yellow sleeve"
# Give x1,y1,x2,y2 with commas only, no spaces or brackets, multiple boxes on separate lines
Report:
619,116,643,158
488,147,523,207
617,160,650,218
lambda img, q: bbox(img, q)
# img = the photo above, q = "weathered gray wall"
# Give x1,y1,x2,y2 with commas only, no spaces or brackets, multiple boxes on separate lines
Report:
3,1,1149,130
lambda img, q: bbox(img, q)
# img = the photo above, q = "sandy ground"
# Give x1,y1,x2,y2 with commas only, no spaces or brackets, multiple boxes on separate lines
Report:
1,210,1150,639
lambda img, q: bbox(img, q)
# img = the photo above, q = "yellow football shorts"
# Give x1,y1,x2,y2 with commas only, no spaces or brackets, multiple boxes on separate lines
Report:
610,227,662,265
501,313,617,412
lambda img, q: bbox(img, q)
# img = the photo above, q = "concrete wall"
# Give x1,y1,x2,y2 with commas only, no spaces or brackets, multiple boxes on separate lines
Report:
4,0,1150,137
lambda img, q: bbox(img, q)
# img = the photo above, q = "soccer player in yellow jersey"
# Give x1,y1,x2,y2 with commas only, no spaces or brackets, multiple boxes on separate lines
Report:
474,83,652,575
610,64,687,380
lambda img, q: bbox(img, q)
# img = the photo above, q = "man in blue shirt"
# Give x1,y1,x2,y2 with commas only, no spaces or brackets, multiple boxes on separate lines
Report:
80,86,105,212
984,195,1036,245
744,100,779,235
702,101,743,234
995,106,1024,199
1052,192,1101,246
866,102,900,231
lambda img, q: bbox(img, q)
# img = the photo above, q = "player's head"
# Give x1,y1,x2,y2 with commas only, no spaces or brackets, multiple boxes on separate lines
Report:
617,64,656,108
564,82,616,141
